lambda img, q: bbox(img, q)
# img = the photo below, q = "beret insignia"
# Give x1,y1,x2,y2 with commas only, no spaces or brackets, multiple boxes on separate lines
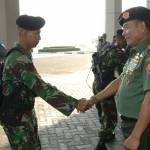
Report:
146,64,150,74
145,45,150,51
122,11,130,20
145,57,150,62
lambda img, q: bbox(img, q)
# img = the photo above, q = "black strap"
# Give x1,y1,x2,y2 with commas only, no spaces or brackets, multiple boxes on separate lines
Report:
121,115,137,122
6,47,21,57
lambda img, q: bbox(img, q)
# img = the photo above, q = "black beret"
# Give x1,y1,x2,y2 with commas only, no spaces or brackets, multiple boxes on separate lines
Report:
16,15,45,30
118,6,150,26
115,29,123,37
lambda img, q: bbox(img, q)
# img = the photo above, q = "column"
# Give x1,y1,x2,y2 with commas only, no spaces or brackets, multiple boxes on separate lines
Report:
0,0,19,49
105,0,122,42
147,0,150,8
0,0,7,47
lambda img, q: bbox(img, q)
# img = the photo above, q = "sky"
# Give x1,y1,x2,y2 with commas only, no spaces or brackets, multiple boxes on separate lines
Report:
19,0,146,51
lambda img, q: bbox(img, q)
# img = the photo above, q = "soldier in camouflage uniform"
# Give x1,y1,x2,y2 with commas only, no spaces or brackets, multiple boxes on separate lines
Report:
1,15,85,150
97,33,110,52
92,34,110,95
92,29,128,149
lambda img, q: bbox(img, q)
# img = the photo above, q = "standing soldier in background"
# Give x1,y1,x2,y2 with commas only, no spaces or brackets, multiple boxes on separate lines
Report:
92,33,111,95
97,33,110,52
92,29,128,150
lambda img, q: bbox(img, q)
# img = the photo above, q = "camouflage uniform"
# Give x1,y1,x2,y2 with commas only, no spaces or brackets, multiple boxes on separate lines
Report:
92,45,127,142
1,44,78,150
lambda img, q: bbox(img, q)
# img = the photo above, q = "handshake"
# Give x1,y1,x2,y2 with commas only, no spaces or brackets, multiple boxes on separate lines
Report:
76,96,98,112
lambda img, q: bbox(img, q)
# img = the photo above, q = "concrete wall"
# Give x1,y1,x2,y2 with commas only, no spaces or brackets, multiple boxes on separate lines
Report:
0,0,7,47
147,0,150,8
0,0,19,49
105,0,122,42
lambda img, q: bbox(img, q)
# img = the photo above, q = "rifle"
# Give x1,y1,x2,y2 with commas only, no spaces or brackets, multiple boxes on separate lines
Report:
91,47,114,92
91,52,102,91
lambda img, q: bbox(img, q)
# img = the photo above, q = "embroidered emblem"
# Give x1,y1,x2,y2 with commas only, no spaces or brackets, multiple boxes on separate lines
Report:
146,64,150,74
145,45,150,51
145,57,150,62
122,11,130,20
124,52,142,76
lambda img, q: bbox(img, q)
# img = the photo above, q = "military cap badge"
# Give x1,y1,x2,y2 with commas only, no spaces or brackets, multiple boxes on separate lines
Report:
146,64,150,74
122,11,130,20
146,45,150,51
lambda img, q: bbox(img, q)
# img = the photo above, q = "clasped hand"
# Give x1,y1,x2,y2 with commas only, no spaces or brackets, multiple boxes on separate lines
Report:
76,98,94,112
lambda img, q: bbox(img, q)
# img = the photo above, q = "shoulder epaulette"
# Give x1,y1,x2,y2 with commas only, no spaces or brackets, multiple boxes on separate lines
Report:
145,45,150,51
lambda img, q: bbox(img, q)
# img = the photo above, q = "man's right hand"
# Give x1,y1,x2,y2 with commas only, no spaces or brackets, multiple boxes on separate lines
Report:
76,98,95,113
76,98,91,112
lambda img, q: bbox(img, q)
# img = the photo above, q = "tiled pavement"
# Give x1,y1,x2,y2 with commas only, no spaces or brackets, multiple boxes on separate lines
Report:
0,63,124,150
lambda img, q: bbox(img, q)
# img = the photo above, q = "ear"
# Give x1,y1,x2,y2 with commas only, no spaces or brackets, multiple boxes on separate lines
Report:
141,21,147,32
136,21,146,34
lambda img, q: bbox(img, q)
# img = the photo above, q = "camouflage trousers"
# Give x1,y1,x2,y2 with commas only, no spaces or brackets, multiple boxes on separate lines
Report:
96,96,117,141
121,118,150,150
2,109,41,150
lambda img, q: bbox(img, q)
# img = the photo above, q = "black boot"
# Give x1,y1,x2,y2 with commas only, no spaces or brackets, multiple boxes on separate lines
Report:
95,140,107,150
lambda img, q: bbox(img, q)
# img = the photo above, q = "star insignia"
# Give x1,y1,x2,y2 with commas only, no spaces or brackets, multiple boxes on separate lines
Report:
146,64,150,74
145,45,150,51
122,11,130,20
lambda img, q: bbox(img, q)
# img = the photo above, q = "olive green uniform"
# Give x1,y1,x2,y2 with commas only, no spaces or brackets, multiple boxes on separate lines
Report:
116,39,150,150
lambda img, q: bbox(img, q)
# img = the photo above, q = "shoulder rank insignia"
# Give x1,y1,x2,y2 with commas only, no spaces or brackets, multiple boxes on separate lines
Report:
145,45,150,51
145,57,150,62
122,11,130,20
146,64,150,74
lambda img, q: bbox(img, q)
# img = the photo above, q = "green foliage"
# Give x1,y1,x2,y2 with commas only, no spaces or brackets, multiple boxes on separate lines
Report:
38,46,80,53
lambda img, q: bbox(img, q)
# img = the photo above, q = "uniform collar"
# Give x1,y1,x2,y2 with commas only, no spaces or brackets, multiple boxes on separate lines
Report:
132,38,150,53
15,43,32,60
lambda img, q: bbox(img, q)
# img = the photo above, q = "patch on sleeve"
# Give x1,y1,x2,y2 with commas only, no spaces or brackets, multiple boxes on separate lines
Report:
122,12,130,20
145,45,150,51
145,57,150,62
146,64,150,74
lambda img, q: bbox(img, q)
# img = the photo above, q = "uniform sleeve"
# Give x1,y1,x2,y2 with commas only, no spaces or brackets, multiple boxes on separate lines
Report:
142,54,150,92
17,55,78,116
109,50,126,75
107,50,118,69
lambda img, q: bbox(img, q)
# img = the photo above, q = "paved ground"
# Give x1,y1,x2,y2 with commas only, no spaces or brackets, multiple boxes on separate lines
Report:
0,53,124,150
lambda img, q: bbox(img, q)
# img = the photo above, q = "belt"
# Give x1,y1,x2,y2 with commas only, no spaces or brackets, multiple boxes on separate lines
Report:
121,115,137,122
